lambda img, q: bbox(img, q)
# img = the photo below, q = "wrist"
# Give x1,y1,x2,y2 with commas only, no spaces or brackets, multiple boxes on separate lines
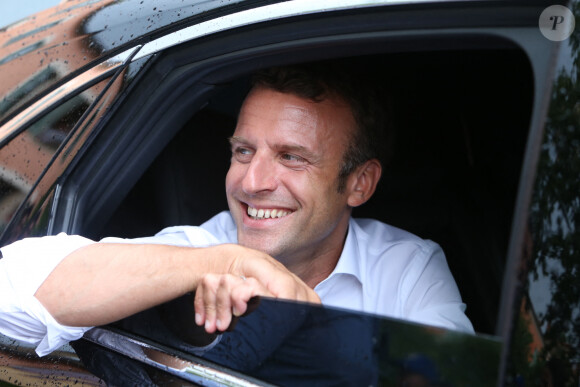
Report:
197,244,237,276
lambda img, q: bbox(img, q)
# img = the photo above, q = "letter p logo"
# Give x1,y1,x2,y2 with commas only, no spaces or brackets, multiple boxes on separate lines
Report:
550,15,565,30
540,6,575,41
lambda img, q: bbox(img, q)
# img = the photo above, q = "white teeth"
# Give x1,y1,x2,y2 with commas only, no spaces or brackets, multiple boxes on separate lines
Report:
247,206,290,220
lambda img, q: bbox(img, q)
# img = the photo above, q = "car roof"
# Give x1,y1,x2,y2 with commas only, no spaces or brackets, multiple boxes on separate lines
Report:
0,0,562,126
0,0,251,125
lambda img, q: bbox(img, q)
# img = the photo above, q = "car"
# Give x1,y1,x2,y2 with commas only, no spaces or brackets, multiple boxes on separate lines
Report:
0,0,578,385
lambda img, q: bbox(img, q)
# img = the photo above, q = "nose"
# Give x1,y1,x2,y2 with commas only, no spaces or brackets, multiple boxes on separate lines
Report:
241,153,278,195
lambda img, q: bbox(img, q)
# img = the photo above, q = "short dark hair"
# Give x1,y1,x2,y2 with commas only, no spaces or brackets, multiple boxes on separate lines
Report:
252,62,389,192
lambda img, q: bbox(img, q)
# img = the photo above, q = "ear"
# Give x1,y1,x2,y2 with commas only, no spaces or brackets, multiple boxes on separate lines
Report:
346,159,382,207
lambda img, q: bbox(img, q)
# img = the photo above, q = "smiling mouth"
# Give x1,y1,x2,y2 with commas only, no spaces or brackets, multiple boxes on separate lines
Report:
247,206,292,220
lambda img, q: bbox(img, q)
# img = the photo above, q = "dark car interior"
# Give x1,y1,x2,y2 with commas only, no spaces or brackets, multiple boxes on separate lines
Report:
96,46,533,335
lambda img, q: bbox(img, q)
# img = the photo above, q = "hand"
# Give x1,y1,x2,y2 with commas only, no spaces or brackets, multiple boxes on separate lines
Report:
194,274,269,333
194,244,320,333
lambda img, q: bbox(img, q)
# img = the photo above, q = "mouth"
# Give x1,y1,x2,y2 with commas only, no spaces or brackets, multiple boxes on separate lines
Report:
246,205,293,220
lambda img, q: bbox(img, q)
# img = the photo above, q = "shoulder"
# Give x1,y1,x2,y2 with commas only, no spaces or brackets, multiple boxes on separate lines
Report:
349,218,447,294
349,219,472,332
351,218,440,259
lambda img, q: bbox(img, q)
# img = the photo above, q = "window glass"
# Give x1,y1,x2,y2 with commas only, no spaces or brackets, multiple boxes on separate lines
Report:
0,78,108,234
509,4,580,386
76,299,502,386
0,54,154,244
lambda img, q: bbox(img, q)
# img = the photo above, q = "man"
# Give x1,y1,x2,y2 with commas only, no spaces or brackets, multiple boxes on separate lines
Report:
0,64,473,357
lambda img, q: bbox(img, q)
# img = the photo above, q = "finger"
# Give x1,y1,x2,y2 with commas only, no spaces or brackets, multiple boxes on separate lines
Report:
193,283,206,327
216,275,265,331
214,275,237,331
230,277,273,317
198,275,220,334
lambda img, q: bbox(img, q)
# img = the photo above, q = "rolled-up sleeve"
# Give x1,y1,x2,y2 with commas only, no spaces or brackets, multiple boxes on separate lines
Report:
0,233,96,356
0,226,219,356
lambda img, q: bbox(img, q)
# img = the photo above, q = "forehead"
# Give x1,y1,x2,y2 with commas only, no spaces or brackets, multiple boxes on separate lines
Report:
234,86,354,147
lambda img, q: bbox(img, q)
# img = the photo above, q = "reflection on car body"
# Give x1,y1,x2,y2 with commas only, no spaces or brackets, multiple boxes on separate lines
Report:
0,0,579,385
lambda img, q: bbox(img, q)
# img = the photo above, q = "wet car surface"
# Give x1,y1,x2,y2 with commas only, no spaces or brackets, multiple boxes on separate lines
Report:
0,0,579,385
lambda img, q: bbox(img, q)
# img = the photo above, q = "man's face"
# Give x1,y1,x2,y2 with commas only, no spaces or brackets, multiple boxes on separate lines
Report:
225,86,356,266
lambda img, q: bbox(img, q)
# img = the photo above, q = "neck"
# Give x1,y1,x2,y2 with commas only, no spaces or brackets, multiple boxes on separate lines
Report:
282,221,349,289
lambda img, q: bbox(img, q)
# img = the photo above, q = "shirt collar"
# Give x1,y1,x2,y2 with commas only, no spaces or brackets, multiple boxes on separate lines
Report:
325,218,362,284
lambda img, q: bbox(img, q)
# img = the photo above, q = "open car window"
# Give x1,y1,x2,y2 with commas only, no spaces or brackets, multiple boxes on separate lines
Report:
96,47,534,335
74,42,530,386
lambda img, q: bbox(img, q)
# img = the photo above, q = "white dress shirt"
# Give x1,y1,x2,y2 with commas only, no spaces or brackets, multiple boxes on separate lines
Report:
0,211,473,356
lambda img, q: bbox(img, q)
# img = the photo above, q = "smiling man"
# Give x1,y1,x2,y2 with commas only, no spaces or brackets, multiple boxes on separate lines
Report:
226,84,376,285
194,65,473,334
0,63,473,357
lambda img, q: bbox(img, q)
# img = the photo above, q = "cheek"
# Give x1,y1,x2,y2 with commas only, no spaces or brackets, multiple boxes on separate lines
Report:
281,170,329,204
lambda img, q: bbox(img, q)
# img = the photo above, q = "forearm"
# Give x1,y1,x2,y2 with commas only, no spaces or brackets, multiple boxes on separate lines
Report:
2,233,317,358
35,243,225,327
34,239,319,332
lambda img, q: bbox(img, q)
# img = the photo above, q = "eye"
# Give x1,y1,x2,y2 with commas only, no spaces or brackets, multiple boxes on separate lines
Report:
280,153,306,166
232,146,254,162
281,153,300,161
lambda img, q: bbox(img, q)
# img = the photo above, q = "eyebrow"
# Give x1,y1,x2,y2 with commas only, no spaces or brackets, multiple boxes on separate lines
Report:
228,136,248,146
